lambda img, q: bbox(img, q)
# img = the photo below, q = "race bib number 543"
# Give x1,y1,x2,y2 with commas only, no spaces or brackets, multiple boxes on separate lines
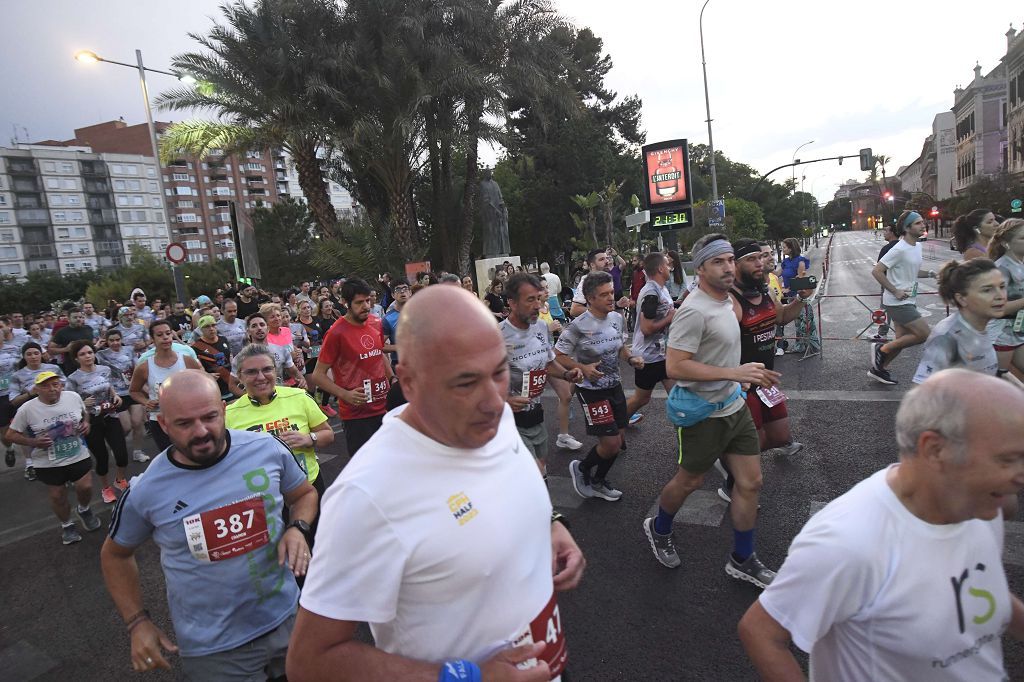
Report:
512,592,568,679
583,398,614,426
184,497,269,562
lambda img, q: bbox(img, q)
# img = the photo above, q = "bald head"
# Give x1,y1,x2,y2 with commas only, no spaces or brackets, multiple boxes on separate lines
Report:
159,369,221,408
157,370,228,464
397,285,500,369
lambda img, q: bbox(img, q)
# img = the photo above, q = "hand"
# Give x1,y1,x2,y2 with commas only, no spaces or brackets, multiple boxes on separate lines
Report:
112,395,123,409
547,320,562,334
896,289,911,301
78,420,91,436
145,400,159,411
562,367,584,383
580,363,604,382
731,362,782,388
797,289,813,300
628,356,645,370
479,642,551,682
616,296,631,308
277,430,312,450
552,521,585,591
83,396,97,408
341,387,368,407
294,376,307,391
278,528,312,577
34,435,54,449
129,619,178,672
507,395,531,412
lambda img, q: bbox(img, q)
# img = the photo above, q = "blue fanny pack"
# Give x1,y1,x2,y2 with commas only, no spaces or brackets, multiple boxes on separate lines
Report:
666,384,745,428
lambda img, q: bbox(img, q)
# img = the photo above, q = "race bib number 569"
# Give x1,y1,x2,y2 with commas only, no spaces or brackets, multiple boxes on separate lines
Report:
184,497,269,562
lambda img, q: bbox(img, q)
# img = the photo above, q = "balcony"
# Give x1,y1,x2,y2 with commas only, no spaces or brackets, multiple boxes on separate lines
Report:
89,209,117,225
87,197,113,210
12,178,41,192
249,187,267,196
25,244,56,259
94,226,119,241
246,175,265,184
14,195,43,209
16,209,49,226
84,181,111,194
96,240,124,255
5,160,36,174
80,161,106,176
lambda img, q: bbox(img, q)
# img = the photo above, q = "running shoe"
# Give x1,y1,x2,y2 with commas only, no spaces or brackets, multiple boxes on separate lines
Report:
713,459,728,480
101,486,117,504
568,460,594,498
555,434,583,451
5,448,14,467
627,412,644,427
643,517,681,568
775,347,784,357
774,441,804,457
25,466,36,481
717,484,732,504
725,552,776,589
132,450,150,463
590,479,622,501
867,367,898,385
78,507,102,532
61,524,83,545
113,478,129,491
871,342,888,372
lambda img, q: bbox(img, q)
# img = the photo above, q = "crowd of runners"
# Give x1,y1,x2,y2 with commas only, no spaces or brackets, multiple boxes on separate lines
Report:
2,216,1024,680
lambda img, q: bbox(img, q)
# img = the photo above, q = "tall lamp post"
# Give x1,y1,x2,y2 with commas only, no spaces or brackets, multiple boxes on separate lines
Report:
791,140,814,189
74,49,195,303
699,0,719,203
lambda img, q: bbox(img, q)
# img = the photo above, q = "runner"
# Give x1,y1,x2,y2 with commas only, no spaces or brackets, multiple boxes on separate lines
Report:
642,234,778,587
129,289,155,326
191,315,241,400
288,285,584,681
912,259,1021,386
110,306,150,357
295,300,334,415
870,210,939,385
240,313,306,389
82,302,110,340
872,223,900,341
102,370,317,678
569,248,632,318
310,278,394,456
129,320,204,452
556,271,644,502
501,273,582,476
952,207,998,259
65,340,129,504
5,371,99,544
716,239,810,503
216,299,248,357
989,219,1024,381
1,320,19,467
9,342,66,481
48,307,94,374
96,329,149,463
740,370,1024,680
625,253,678,427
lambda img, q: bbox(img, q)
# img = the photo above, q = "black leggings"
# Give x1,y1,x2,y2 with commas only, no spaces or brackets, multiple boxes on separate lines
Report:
86,414,129,477
149,419,173,453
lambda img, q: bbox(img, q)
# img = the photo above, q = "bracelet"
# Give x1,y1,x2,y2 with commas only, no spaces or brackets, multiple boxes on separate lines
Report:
552,510,570,530
125,609,151,632
439,659,481,682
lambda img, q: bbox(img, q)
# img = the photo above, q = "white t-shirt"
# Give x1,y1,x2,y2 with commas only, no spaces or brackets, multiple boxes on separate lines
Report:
300,404,565,673
10,391,89,469
879,239,923,307
542,272,562,298
760,467,1011,682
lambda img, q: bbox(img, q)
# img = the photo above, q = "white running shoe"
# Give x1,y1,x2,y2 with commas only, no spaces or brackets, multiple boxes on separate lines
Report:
774,441,804,457
555,433,583,450
132,450,150,463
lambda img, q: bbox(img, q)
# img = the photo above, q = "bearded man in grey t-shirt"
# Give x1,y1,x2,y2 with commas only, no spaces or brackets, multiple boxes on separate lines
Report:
642,234,781,589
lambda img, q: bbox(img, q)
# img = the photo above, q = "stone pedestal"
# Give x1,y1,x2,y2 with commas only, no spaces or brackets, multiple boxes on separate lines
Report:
473,256,520,298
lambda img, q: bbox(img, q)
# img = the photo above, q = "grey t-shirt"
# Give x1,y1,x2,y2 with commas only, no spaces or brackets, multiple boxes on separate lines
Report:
555,310,624,390
500,319,555,420
667,287,744,417
96,347,136,396
217,318,248,356
913,313,999,384
632,280,674,363
8,364,65,401
66,366,117,415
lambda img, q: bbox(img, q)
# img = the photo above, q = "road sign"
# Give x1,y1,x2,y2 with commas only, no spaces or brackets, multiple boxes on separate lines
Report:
624,210,650,228
709,199,725,227
165,242,187,264
1012,198,1022,214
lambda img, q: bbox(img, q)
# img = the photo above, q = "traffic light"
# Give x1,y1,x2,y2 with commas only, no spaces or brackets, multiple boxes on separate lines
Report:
857,208,863,214
929,207,939,218
882,191,892,201
859,148,873,172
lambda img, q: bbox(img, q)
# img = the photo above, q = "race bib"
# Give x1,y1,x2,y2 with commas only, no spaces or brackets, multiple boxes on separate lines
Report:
49,436,82,462
183,497,269,562
521,369,547,399
583,398,614,426
512,592,568,680
756,385,787,408
309,344,321,359
0,377,8,391
90,401,117,417
363,377,390,403
1014,310,1024,334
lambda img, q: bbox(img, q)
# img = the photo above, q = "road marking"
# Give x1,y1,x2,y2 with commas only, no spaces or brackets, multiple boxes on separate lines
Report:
0,640,58,681
645,490,728,528
0,499,109,549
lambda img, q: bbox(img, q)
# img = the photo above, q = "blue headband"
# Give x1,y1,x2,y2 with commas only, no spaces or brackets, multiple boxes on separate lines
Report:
902,212,921,229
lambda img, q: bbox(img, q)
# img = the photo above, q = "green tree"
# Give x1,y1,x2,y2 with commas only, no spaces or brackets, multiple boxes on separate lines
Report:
250,198,314,289
0,270,103,315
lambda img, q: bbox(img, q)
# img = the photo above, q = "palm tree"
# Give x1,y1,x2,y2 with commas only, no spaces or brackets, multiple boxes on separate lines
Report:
155,0,342,238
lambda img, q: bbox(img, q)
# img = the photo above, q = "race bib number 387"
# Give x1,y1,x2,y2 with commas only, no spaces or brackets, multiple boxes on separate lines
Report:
184,497,269,562
512,592,568,679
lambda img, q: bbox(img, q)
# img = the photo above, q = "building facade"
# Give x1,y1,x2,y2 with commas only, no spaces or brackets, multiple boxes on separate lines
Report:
1005,25,1024,181
952,61,1008,193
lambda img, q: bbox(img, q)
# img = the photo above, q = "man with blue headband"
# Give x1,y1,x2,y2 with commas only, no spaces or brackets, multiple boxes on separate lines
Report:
870,210,938,385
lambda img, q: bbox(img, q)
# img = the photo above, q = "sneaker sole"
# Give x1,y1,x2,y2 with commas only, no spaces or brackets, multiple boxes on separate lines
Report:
867,369,897,385
590,489,622,502
62,534,83,545
643,518,680,568
775,443,804,457
568,461,594,498
717,488,732,503
724,561,770,589
870,343,880,371
556,440,582,451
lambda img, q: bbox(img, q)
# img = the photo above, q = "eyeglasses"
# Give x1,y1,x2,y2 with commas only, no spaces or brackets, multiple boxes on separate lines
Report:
240,366,276,379
394,286,410,293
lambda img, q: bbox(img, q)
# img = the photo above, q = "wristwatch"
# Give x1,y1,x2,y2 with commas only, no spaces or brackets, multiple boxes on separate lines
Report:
309,432,318,444
288,519,312,541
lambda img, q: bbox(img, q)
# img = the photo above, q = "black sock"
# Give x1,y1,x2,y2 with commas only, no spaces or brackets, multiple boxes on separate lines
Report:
594,453,618,481
580,446,602,481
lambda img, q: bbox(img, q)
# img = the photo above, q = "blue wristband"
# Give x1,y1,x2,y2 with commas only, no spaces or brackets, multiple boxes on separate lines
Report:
439,659,481,682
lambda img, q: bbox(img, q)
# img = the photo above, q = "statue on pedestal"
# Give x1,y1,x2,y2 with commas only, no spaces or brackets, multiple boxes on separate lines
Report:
479,169,510,257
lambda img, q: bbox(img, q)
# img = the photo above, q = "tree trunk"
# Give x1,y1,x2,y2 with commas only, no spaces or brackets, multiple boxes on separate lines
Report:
425,106,449,269
290,139,338,239
457,105,484,276
389,186,420,264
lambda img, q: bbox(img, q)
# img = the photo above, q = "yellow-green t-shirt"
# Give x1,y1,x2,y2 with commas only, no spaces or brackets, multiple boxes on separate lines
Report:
224,386,327,482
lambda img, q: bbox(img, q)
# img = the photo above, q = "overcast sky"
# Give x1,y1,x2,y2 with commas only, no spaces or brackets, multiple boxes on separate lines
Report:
1,0,1021,204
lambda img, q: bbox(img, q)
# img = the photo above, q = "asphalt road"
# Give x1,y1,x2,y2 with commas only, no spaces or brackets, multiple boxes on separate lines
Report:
2,230,1022,680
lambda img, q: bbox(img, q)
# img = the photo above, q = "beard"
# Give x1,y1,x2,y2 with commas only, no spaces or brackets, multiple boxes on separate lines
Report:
738,269,768,295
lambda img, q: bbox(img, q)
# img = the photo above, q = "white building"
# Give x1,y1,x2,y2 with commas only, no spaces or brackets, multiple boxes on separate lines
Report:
274,149,358,219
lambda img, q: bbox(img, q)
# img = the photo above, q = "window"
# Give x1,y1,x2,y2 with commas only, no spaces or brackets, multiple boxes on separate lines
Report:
62,179,76,190
0,264,21,276
73,227,87,237
65,262,77,270
0,246,16,259
0,195,6,206
120,210,132,222
43,161,56,172
117,196,128,206
246,151,262,159
177,200,194,208
122,225,135,237
133,210,147,221
128,180,142,191
132,196,144,206
246,163,264,171
179,213,198,223
67,195,80,205
61,244,73,255
151,197,161,208
124,165,138,175
111,164,123,174
57,227,69,238
60,162,74,173
146,167,156,178
81,261,93,270
114,180,126,191
174,187,192,196
50,195,64,206
54,211,67,222
153,211,163,223
172,173,190,181
46,178,60,189
136,226,151,237
78,246,90,255
148,181,158,192
0,230,13,241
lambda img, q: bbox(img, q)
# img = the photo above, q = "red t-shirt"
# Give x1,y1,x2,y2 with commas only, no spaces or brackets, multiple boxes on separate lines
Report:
319,315,388,421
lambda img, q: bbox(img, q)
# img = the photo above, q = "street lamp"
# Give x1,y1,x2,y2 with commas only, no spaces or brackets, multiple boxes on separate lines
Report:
74,48,193,303
699,0,719,203
792,140,814,189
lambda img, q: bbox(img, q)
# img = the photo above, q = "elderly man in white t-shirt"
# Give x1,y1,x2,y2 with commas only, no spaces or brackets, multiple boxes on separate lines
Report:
739,369,1024,681
288,285,585,682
